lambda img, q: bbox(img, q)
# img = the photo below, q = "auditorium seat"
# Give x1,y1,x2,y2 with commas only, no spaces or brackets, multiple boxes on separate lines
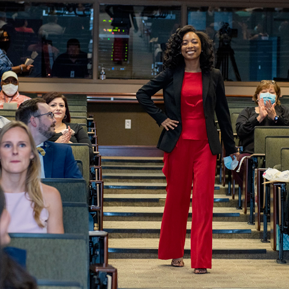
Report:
242,126,289,219
69,143,90,185
281,148,289,170
229,107,245,115
255,136,289,236
76,160,84,176
229,112,241,199
10,233,88,288
70,112,87,118
220,112,240,193
0,109,16,117
41,178,87,203
268,147,289,261
89,231,118,289
89,180,104,230
270,182,287,256
63,202,89,236
70,117,87,124
69,106,87,112
38,280,82,289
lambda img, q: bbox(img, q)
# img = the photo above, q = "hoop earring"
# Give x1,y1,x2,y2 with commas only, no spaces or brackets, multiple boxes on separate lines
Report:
63,115,67,120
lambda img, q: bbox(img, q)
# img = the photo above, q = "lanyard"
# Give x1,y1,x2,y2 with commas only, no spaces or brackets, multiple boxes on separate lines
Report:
3,94,15,103
3,93,14,103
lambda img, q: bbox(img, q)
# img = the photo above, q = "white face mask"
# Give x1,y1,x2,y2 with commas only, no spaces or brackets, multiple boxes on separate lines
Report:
2,83,18,97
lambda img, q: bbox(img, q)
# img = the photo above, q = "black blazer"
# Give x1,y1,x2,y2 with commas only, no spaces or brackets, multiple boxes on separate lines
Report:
136,66,236,155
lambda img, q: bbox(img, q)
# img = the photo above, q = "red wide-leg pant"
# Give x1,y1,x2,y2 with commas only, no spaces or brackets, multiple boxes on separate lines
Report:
158,137,217,269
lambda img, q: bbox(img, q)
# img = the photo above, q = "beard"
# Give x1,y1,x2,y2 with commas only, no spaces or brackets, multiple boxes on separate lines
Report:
38,122,55,140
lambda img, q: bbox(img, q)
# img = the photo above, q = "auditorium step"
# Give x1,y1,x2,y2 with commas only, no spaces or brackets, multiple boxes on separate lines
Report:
103,193,238,207
104,182,231,194
103,221,266,239
102,155,270,262
103,164,163,173
103,172,167,183
108,238,277,259
102,156,163,166
103,206,246,221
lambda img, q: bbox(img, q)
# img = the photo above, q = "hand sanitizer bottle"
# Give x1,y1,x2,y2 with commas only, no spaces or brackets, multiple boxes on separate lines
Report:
100,67,106,80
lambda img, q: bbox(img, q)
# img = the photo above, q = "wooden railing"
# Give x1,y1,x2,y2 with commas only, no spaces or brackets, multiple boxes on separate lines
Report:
20,91,253,104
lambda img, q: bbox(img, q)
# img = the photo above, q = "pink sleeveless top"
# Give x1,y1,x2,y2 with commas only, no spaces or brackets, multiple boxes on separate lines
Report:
181,72,208,140
5,191,49,233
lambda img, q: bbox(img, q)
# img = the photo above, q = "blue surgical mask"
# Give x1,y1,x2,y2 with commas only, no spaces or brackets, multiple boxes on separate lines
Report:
223,155,238,171
260,92,276,105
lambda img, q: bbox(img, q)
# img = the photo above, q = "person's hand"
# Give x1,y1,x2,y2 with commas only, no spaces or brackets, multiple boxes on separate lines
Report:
229,152,240,160
265,100,277,120
257,98,267,122
161,118,179,131
21,64,33,72
55,126,72,143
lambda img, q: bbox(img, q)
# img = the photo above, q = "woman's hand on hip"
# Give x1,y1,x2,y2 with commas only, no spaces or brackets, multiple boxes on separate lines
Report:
161,118,179,131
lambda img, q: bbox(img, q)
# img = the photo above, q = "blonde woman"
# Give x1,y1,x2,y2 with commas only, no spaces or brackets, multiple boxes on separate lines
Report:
0,121,63,233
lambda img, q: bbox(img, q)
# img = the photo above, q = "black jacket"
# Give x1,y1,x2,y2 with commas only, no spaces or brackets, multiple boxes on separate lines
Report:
48,122,94,163
136,66,236,155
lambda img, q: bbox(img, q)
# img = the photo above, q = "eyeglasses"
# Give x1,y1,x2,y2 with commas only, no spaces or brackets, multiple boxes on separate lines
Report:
2,79,18,85
34,111,54,119
260,80,276,84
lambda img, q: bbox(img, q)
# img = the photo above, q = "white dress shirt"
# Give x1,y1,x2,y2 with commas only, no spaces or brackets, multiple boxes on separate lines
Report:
37,142,45,178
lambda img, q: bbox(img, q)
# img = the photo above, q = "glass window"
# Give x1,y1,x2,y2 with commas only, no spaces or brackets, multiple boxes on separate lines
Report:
0,2,93,78
188,7,289,82
99,5,181,79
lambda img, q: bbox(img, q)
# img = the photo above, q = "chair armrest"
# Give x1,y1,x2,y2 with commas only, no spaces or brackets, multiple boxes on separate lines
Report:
249,153,265,158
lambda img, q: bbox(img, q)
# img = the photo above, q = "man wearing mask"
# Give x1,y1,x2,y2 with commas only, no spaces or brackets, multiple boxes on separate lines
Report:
0,29,33,82
0,71,30,109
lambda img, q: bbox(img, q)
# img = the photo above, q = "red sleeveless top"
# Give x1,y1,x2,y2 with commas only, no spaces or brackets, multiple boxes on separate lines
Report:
180,72,208,140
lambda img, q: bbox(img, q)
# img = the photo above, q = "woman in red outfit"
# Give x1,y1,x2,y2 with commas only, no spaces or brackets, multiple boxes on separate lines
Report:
137,25,237,274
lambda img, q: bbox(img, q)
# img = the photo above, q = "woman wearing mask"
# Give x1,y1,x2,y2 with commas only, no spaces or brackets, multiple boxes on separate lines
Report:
0,71,30,108
137,25,237,274
233,80,289,191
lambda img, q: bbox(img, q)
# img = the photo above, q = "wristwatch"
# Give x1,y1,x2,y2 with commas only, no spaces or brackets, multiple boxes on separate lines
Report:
274,115,279,123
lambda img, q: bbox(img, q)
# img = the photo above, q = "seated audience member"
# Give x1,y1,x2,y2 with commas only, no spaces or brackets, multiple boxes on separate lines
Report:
0,186,37,288
16,98,83,179
233,80,289,191
15,19,35,34
52,39,88,78
0,71,30,108
0,121,64,233
38,15,64,36
0,28,33,81
27,35,59,78
0,115,9,128
42,92,93,162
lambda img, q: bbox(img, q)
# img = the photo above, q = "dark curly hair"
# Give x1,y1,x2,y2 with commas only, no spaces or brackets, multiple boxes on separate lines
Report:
163,25,214,72
41,92,71,123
